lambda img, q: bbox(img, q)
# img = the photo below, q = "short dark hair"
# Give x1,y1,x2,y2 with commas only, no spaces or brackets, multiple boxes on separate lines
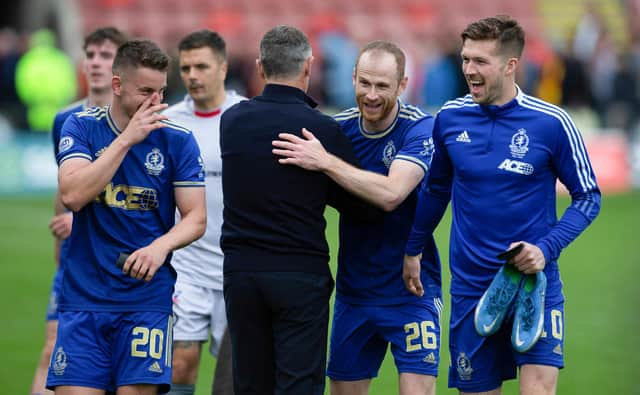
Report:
259,25,311,79
461,15,525,58
178,29,226,60
357,40,406,82
112,39,169,75
83,26,127,50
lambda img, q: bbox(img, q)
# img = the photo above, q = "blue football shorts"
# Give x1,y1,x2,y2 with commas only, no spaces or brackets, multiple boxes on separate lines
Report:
45,269,63,321
448,294,565,392
327,296,443,381
46,311,174,393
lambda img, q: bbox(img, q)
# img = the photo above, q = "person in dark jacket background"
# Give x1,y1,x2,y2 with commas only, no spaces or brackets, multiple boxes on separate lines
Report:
220,25,375,395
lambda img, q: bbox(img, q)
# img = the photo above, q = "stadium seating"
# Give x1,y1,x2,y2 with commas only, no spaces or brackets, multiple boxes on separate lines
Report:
74,0,543,52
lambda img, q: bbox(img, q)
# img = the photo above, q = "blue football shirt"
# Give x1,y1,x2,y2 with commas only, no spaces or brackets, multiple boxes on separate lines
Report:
406,88,601,303
334,101,442,305
56,106,205,313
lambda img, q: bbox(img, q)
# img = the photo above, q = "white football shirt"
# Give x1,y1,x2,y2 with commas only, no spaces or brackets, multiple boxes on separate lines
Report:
164,91,246,289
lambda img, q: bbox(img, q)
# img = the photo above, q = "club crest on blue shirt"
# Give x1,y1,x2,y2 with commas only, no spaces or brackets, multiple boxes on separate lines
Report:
58,136,74,153
382,140,396,168
145,148,165,176
509,128,529,159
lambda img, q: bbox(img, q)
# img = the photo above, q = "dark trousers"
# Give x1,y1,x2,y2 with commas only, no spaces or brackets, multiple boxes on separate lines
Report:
224,271,333,395
212,327,234,395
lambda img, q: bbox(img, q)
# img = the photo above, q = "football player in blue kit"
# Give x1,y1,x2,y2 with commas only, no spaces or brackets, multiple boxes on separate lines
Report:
404,16,600,395
46,39,206,395
31,26,127,395
272,40,442,395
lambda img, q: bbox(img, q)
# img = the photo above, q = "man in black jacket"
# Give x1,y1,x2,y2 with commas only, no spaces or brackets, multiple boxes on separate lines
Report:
220,25,371,395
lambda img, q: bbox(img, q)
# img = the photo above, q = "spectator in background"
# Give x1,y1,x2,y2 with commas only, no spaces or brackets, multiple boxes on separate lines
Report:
608,53,639,135
420,30,467,111
319,29,358,109
0,27,27,130
573,1,604,64
560,34,593,109
222,56,250,98
15,29,76,132
30,27,127,395
534,49,564,105
163,29,243,395
589,29,618,127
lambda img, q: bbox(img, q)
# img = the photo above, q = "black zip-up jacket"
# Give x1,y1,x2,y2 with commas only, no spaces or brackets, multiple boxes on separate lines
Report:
221,83,379,276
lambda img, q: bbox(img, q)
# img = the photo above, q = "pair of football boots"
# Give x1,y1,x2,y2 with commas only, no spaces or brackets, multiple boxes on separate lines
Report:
474,263,547,353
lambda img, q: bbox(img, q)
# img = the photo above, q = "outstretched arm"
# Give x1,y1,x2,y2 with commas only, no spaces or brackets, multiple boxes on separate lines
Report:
273,128,424,211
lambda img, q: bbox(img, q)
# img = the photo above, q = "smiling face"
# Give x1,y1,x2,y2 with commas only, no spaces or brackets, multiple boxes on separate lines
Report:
353,50,407,131
83,40,119,95
179,46,227,110
113,66,167,119
460,39,518,106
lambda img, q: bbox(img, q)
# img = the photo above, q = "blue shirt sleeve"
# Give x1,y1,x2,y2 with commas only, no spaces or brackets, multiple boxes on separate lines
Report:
173,133,205,187
394,116,435,174
405,114,452,255
56,115,93,165
536,115,601,262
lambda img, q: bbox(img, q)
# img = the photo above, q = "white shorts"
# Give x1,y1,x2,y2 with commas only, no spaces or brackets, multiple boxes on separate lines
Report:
172,279,227,356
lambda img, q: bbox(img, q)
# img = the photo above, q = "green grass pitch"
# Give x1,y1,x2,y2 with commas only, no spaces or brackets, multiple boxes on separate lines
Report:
1,192,637,394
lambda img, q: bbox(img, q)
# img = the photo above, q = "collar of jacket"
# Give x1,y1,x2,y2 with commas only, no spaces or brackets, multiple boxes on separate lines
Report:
260,83,318,108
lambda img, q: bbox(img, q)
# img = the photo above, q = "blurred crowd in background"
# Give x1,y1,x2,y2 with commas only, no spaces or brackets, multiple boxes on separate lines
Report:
0,0,639,191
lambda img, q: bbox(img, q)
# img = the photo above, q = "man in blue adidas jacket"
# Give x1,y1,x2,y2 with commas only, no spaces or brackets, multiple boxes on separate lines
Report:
404,16,600,395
